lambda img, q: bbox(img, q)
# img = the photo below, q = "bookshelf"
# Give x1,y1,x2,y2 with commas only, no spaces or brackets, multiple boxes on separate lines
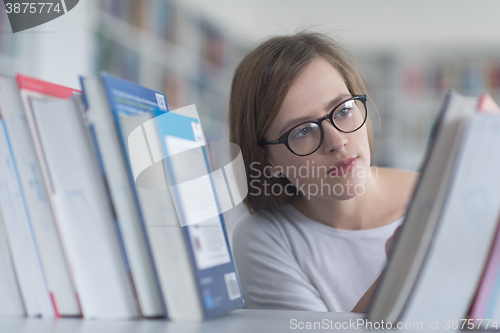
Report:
355,47,500,171
0,309,366,333
0,7,17,75
93,0,248,144
89,1,500,173
89,0,252,238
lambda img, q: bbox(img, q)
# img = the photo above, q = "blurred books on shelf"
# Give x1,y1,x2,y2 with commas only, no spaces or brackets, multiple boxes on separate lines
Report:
355,50,500,171
0,72,243,322
368,91,500,324
93,0,248,145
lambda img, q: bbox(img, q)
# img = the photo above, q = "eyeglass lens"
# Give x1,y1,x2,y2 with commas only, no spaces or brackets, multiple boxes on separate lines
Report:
287,99,366,155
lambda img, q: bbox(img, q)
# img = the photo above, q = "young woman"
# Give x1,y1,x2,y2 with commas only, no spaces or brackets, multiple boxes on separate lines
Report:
228,32,419,313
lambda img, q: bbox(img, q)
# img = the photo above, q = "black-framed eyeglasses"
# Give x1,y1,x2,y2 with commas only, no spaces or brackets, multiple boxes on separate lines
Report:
259,95,368,156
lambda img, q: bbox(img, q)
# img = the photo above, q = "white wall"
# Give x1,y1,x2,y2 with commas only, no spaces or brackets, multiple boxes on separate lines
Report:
175,0,500,51
11,0,94,89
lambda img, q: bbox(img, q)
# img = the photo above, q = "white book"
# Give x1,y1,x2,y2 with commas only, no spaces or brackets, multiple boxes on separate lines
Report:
0,79,55,318
30,97,138,319
368,92,478,322
400,113,500,322
18,80,83,318
369,92,500,323
0,160,25,318
81,77,165,318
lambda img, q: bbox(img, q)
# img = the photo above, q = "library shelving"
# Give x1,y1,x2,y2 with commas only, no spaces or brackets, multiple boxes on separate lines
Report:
0,309,369,333
355,47,500,171
0,7,17,75
93,0,249,144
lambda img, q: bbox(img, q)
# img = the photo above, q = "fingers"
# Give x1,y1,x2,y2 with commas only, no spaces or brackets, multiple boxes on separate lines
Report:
385,225,402,256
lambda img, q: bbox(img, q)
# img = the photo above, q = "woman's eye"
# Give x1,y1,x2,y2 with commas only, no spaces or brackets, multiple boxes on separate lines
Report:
291,125,314,139
298,127,311,136
334,107,352,118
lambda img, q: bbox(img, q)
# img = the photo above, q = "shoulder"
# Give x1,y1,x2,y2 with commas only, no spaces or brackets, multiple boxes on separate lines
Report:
231,206,329,312
232,206,291,250
231,203,312,262
376,167,419,219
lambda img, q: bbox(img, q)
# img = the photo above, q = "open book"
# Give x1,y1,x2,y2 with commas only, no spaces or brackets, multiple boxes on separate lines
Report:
368,91,500,323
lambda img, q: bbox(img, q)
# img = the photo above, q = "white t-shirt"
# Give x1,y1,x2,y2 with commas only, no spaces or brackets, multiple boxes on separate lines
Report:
232,203,404,312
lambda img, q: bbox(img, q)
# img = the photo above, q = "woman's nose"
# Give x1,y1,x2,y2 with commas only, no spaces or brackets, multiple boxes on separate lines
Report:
322,120,347,152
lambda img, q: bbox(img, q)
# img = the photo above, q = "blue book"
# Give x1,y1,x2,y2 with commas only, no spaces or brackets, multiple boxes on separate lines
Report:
80,75,165,318
100,73,244,321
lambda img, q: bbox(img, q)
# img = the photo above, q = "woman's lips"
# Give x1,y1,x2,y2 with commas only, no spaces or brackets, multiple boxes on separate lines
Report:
328,157,357,176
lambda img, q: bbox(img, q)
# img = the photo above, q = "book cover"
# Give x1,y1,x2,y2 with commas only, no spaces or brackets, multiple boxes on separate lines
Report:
14,74,82,317
369,92,500,323
399,112,500,322
30,97,139,320
151,108,245,318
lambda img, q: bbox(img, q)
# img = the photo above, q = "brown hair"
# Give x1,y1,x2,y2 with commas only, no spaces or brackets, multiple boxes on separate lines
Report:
229,32,372,213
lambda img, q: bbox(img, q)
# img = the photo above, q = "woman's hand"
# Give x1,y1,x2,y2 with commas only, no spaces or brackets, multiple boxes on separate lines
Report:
385,225,401,256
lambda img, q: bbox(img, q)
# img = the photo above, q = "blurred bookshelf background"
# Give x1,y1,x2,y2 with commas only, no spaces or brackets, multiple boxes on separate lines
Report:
1,0,500,172
94,0,249,145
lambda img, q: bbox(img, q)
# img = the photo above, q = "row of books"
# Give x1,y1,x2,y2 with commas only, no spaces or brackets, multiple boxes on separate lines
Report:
100,0,178,43
0,73,244,321
401,60,500,98
368,92,500,326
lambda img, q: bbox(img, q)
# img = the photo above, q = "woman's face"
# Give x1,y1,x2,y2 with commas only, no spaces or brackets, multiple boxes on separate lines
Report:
264,57,371,200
